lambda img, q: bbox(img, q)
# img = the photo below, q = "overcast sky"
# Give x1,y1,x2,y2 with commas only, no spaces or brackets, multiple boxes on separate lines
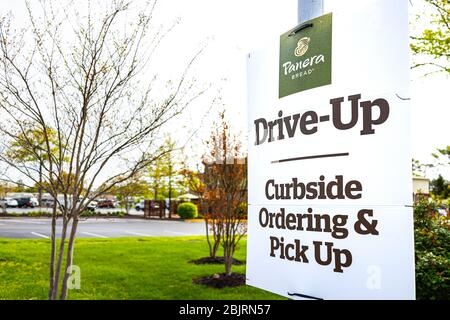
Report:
1,0,448,179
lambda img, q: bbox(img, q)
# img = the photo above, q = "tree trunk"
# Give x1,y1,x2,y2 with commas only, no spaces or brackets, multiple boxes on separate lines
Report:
225,261,232,276
212,236,220,258
211,214,221,258
51,217,68,300
198,197,203,215
205,217,213,257
125,196,130,215
224,194,233,276
168,177,172,219
48,200,57,299
38,162,43,209
60,216,79,300
224,246,232,276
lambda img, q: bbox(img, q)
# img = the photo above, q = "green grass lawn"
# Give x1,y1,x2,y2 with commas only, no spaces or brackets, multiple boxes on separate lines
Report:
0,236,284,300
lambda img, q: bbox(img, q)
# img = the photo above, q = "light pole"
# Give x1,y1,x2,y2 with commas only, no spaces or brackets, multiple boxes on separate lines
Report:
298,0,324,23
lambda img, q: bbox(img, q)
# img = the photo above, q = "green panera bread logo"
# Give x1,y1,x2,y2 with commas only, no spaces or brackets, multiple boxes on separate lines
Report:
279,13,332,98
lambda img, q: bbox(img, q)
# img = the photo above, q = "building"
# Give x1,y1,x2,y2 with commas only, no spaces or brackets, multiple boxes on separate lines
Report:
412,176,430,201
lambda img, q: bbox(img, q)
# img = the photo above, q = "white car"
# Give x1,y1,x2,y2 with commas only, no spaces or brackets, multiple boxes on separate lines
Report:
76,198,98,211
30,197,39,207
86,200,98,211
0,197,19,208
135,200,145,211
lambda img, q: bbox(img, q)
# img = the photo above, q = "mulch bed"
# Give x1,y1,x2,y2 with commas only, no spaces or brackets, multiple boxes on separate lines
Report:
193,273,246,288
189,256,245,265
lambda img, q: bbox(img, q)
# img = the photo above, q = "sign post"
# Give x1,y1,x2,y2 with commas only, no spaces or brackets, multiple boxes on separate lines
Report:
246,0,415,300
298,0,323,23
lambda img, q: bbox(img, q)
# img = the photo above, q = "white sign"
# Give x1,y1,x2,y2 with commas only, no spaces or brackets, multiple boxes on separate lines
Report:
246,0,415,300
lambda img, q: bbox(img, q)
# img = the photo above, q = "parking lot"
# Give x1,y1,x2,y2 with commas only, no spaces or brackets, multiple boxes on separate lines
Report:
0,217,205,239
1,207,144,215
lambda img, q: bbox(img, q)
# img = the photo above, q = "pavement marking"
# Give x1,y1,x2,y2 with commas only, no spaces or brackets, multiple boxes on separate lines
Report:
79,220,115,224
81,231,109,238
163,230,196,236
125,230,154,237
2,219,46,225
31,232,50,239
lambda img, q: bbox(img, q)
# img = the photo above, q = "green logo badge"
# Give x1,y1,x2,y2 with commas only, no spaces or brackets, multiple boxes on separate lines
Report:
279,13,332,98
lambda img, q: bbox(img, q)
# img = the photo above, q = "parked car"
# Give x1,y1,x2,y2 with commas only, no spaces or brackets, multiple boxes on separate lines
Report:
0,197,19,208
54,197,97,212
135,201,161,211
75,198,98,212
135,200,145,211
15,197,39,208
85,200,98,212
41,198,55,207
96,199,117,208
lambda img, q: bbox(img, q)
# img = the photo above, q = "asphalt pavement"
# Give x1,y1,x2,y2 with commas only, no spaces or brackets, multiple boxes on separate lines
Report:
0,217,205,239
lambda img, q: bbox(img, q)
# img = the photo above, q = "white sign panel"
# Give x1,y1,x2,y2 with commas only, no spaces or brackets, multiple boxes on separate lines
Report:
246,0,415,300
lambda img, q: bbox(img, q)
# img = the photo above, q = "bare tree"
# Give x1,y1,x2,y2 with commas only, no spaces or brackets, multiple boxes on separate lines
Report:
0,0,204,299
201,161,223,259
203,111,247,275
179,162,218,256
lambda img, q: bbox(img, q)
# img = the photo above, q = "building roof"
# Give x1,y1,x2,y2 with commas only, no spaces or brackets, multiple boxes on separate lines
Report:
177,193,199,200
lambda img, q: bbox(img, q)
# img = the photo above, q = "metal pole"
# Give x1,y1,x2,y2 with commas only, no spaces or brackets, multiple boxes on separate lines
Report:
298,0,324,23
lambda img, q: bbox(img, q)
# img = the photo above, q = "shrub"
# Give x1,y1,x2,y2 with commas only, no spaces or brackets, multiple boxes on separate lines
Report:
80,210,95,217
80,210,125,217
27,211,49,217
108,211,125,217
177,202,198,219
414,198,450,300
